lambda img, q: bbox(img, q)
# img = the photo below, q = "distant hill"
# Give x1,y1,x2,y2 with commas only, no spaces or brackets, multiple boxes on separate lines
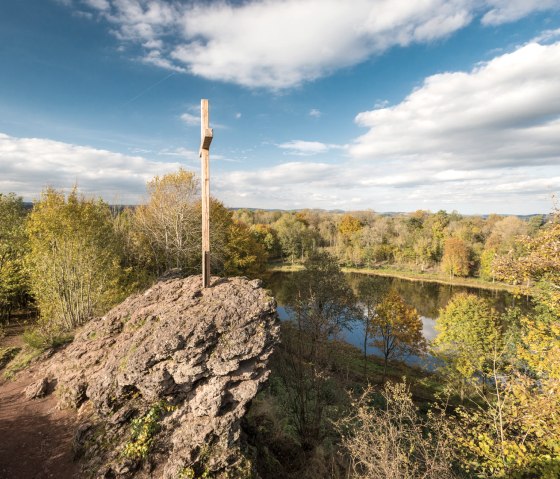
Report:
21,202,548,219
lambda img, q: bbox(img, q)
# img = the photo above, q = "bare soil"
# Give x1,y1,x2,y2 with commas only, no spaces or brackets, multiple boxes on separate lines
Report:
0,352,79,478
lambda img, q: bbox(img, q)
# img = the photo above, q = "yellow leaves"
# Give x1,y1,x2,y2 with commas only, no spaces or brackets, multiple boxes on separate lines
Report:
223,220,267,277
433,293,502,384
441,237,470,277
494,219,560,314
338,214,363,238
518,318,560,380
26,187,125,337
369,289,427,361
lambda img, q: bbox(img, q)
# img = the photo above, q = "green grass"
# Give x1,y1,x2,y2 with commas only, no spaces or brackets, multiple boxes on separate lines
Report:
0,346,21,370
3,346,43,379
267,262,304,273
342,265,519,292
324,334,444,404
268,261,519,293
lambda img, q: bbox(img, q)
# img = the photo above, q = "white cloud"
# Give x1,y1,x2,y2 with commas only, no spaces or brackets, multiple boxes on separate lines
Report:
82,0,110,11
142,38,163,49
309,109,321,118
227,161,337,186
481,0,560,25
217,159,559,213
531,27,560,44
235,112,242,119
142,50,187,73
69,0,560,89
277,140,344,156
0,133,180,204
73,10,94,19
180,112,199,126
158,147,199,162
1,130,556,213
351,41,560,170
215,41,560,212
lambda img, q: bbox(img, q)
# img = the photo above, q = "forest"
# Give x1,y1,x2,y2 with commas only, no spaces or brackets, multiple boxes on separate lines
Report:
0,168,559,478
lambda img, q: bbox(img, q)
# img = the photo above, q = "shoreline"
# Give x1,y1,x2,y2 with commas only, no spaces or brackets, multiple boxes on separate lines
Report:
268,263,520,293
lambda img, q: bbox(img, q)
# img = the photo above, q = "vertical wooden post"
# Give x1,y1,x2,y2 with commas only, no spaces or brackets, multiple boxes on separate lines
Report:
200,99,213,288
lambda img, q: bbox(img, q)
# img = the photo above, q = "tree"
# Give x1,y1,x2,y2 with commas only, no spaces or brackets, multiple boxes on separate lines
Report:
494,219,560,314
338,214,363,239
457,216,560,477
441,237,470,277
433,294,504,399
274,213,315,263
425,210,450,263
250,223,281,259
26,187,125,342
133,169,200,275
131,169,253,278
0,193,29,319
223,220,267,277
442,219,560,477
201,198,236,275
452,316,560,478
357,278,376,380
370,289,426,379
294,251,357,342
356,276,388,380
279,252,357,449
479,247,497,281
338,381,457,479
485,215,528,253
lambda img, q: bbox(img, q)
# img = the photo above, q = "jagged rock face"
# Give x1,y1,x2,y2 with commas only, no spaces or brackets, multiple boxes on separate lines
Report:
46,275,279,478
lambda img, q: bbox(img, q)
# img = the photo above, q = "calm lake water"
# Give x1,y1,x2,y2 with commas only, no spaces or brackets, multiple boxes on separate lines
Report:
264,271,532,366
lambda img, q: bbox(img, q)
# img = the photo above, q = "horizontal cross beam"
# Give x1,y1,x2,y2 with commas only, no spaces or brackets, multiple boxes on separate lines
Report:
200,128,213,155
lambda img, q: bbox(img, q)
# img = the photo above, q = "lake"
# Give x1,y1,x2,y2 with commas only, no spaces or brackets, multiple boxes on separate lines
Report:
264,271,532,367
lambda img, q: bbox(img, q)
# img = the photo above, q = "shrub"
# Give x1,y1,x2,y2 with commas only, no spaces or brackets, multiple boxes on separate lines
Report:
26,187,126,344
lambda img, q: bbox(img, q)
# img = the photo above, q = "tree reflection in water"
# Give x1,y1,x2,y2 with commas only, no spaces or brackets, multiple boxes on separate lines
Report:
265,271,533,367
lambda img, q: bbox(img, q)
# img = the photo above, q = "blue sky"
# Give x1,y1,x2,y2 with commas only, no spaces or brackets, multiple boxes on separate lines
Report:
1,0,559,214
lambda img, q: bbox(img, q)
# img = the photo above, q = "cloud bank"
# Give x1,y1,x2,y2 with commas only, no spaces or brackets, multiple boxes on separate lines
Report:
68,0,560,89
0,133,180,203
3,34,559,213
277,140,344,156
351,41,560,168
217,41,560,212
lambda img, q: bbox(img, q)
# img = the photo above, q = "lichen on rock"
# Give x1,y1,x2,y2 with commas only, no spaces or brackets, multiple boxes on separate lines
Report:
43,275,279,478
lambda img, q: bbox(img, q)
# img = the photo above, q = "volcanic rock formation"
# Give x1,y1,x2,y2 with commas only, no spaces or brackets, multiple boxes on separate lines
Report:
40,275,279,478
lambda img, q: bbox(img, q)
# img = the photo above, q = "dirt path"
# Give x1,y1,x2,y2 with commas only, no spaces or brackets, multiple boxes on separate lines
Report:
0,368,79,479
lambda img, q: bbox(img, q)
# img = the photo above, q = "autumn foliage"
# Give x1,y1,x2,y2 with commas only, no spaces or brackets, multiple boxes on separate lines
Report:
370,289,426,378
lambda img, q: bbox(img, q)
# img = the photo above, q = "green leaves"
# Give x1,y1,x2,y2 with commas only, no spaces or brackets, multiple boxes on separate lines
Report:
0,193,29,317
433,293,502,380
122,401,176,460
26,187,125,341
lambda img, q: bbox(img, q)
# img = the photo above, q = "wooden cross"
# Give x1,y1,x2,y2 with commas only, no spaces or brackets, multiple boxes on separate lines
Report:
200,99,213,288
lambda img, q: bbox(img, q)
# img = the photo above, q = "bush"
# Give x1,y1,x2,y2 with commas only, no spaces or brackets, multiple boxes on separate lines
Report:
0,193,30,318
26,187,127,338
337,381,458,479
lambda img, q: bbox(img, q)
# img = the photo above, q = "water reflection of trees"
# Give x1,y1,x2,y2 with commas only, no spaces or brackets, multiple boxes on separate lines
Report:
266,272,532,322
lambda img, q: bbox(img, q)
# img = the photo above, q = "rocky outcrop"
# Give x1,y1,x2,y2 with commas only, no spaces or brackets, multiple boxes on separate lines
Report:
42,275,279,478
24,376,49,399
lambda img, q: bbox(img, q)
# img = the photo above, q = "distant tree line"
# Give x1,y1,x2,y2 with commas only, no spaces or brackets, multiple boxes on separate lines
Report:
232,207,546,281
